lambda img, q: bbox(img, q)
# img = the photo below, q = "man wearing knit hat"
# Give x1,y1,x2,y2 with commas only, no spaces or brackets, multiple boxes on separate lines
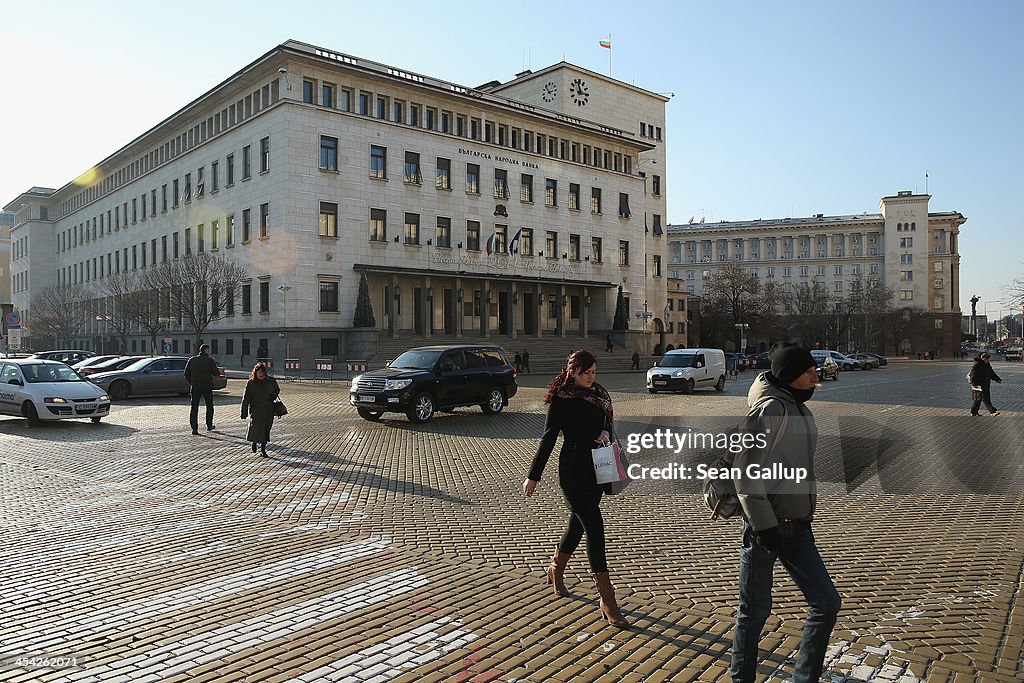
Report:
730,342,841,683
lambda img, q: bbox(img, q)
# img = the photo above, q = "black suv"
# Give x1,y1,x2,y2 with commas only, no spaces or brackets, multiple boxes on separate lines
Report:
350,345,518,423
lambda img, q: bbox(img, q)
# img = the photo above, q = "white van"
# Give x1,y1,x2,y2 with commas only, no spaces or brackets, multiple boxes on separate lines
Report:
647,348,727,394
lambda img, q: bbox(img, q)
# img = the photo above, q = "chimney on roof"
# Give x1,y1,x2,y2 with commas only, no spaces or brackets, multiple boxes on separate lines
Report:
515,69,532,78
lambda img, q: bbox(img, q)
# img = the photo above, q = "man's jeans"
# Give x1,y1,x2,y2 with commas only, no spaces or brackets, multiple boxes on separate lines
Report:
731,519,841,683
189,386,215,431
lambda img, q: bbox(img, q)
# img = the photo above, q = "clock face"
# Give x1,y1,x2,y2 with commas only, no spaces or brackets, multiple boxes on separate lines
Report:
542,81,557,103
569,78,589,106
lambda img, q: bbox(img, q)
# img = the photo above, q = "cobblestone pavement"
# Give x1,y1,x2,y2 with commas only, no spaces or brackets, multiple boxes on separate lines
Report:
1,361,1022,682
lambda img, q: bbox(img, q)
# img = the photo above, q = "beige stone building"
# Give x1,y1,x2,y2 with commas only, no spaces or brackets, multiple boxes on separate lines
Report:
667,192,966,355
5,40,669,361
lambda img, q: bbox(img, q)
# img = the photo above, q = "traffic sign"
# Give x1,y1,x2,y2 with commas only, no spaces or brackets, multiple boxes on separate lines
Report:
4,312,20,327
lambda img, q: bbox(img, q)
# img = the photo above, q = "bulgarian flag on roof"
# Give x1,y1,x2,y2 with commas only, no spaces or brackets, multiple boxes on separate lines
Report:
599,39,611,49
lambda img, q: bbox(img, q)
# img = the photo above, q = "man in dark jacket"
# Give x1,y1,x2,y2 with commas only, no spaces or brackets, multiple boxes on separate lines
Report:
184,344,219,434
730,342,841,683
968,353,1002,416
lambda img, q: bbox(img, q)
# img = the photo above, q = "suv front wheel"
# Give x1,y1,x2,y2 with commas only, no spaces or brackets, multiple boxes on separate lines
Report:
407,392,436,423
481,387,505,414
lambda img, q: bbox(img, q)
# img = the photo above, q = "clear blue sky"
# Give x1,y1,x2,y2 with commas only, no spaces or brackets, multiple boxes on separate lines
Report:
2,0,1020,317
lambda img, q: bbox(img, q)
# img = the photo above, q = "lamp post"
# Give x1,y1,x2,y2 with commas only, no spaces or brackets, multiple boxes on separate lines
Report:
636,301,653,363
278,285,292,357
734,323,749,355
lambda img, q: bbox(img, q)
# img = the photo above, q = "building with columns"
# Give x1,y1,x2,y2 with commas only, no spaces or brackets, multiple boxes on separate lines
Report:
5,40,669,362
667,192,966,355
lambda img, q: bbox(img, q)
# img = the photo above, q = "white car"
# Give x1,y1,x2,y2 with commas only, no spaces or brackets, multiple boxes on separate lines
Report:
0,359,111,426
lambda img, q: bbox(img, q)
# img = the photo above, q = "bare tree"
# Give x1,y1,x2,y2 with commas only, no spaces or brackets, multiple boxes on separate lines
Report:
29,284,90,348
91,271,147,354
145,252,249,347
846,278,893,353
702,260,786,350
786,281,835,348
886,306,929,355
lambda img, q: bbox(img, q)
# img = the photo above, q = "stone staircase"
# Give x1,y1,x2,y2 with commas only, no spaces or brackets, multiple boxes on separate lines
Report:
370,333,641,374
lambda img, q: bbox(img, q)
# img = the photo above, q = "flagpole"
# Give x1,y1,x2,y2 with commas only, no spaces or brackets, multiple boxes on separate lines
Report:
608,33,612,76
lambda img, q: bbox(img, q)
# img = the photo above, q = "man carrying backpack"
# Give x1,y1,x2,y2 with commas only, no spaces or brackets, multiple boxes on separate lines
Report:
730,342,841,683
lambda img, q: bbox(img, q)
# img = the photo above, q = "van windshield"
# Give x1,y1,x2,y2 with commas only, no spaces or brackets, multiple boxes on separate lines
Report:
658,354,697,368
390,350,443,370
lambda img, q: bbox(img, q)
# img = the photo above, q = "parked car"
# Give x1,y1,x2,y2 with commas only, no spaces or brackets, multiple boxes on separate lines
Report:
0,358,111,425
647,348,727,394
815,355,840,381
751,352,772,369
1005,348,1022,361
863,353,888,366
848,353,880,369
349,345,518,423
75,355,150,377
89,356,226,400
31,350,95,366
812,349,862,371
71,355,123,372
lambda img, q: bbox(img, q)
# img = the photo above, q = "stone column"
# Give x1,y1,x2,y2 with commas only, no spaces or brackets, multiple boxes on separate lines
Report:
455,277,463,339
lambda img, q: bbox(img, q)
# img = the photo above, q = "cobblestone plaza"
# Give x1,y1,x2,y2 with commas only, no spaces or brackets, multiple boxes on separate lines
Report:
1,361,1022,682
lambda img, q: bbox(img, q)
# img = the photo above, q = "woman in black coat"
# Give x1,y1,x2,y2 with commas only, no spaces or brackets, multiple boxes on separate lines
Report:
241,362,281,455
968,353,1002,416
523,349,628,627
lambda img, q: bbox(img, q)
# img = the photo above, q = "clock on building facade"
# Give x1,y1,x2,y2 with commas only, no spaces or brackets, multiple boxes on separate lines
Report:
569,78,589,106
541,81,557,102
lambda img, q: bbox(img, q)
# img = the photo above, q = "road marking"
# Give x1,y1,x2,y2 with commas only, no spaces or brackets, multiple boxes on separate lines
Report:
294,616,478,682
1,537,393,652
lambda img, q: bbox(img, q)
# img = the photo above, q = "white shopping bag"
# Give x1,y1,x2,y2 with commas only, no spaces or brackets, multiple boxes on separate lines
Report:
592,443,626,485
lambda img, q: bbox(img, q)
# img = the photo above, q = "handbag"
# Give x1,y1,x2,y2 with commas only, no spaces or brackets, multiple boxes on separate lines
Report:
593,427,631,495
273,399,288,417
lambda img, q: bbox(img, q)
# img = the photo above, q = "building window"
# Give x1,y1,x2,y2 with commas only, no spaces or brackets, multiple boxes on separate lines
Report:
569,234,581,261
376,97,387,119
900,271,913,281
834,281,843,292
521,228,533,256
467,220,480,251
322,83,334,108
226,154,235,185
900,290,914,301
592,187,602,214
241,209,251,242
410,104,419,126
435,217,451,248
404,151,421,184
436,157,451,189
569,183,580,211
619,240,629,266
618,193,631,218
592,237,603,263
466,163,480,194
242,145,251,179
521,174,533,203
303,80,314,103
652,175,661,196
370,208,387,242
393,100,403,123
370,145,387,179
197,224,205,252
241,284,252,314
404,213,420,245
320,281,339,312
226,214,235,246
259,203,270,238
196,166,205,198
211,220,219,249
545,178,557,207
259,281,270,312
494,169,509,199
320,136,338,171
260,137,270,173
319,202,338,238
211,161,219,192
545,230,558,258
493,224,507,252
653,255,662,277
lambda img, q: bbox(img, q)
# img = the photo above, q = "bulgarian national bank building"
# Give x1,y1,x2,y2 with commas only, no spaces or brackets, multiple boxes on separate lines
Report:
6,40,668,361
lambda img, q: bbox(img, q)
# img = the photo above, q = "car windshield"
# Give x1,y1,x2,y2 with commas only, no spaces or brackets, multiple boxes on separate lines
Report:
390,350,443,370
22,363,86,383
658,354,697,368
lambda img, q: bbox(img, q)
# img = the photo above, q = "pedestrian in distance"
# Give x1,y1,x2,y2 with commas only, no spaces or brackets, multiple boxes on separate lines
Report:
241,362,281,456
523,349,628,628
184,344,220,435
606,334,614,352
968,353,1002,416
514,351,523,374
522,349,531,373
256,343,268,360
631,350,640,371
731,342,841,683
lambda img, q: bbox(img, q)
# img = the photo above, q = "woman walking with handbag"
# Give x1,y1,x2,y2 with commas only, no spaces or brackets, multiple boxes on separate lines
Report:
240,362,281,456
522,349,629,628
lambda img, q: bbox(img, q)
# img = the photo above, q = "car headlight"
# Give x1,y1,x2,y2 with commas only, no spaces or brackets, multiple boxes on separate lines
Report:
43,397,67,403
385,379,413,391
98,395,110,401
673,370,685,377
350,374,362,388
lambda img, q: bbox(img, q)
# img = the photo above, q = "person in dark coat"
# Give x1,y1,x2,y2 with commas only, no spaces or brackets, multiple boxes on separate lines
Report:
184,344,220,435
521,349,530,373
968,353,1002,416
523,349,628,628
630,350,640,370
606,335,614,352
241,362,281,455
514,351,523,374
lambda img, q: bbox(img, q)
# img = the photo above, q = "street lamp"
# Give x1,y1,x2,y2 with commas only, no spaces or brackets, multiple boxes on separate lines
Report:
278,285,292,358
734,323,749,355
636,301,653,362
